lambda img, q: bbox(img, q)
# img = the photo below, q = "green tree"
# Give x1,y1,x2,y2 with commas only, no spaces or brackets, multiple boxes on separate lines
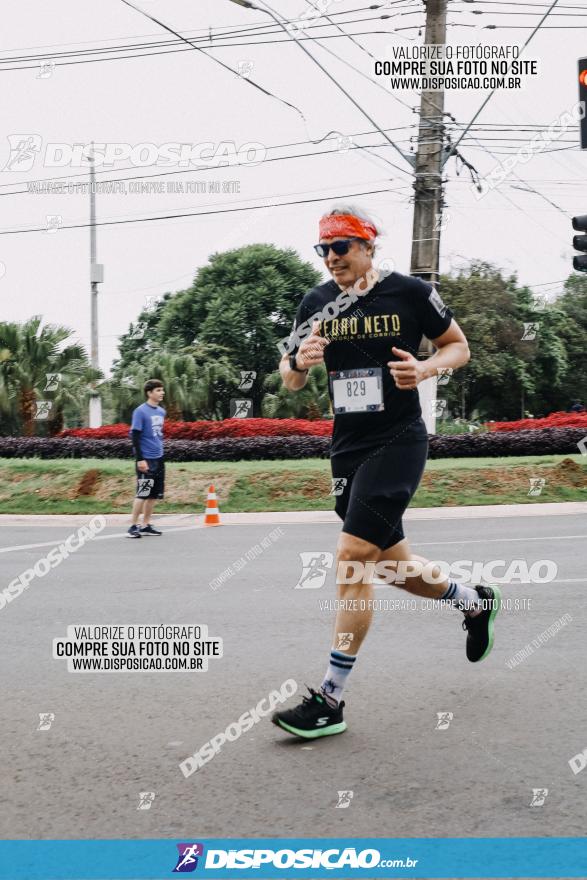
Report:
0,317,99,435
262,365,331,419
108,345,240,422
112,244,321,417
439,262,567,420
553,274,587,408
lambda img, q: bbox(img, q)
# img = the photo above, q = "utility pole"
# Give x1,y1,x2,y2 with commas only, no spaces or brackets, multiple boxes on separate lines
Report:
410,0,448,434
88,145,104,428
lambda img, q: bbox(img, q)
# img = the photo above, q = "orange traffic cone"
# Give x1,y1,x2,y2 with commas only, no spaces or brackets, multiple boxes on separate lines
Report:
204,484,221,526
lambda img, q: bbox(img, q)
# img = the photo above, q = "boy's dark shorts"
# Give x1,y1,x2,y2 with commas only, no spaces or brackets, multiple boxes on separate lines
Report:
135,457,165,500
330,420,428,550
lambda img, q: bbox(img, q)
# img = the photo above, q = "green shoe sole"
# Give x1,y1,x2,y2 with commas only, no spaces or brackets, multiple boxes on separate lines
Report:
274,719,347,739
478,584,502,662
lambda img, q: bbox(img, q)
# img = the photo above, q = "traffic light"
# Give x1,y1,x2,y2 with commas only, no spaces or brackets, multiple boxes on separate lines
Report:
578,58,587,149
572,215,587,272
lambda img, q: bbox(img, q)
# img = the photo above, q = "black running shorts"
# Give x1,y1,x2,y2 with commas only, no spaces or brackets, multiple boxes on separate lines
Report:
135,457,165,500
330,418,428,549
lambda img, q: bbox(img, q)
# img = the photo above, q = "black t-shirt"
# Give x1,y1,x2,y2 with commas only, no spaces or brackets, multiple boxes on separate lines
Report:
288,271,454,456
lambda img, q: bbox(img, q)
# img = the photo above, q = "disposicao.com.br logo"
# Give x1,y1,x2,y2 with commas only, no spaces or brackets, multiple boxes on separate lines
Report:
184,846,418,871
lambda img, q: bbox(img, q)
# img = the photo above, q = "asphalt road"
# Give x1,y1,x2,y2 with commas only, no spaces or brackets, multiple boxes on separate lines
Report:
0,511,586,842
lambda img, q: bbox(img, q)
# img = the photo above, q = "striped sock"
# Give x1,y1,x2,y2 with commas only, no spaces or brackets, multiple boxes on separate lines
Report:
441,580,483,616
320,650,357,706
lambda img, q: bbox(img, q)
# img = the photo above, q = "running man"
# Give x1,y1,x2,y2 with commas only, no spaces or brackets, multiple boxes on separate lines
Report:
272,205,501,739
127,379,166,539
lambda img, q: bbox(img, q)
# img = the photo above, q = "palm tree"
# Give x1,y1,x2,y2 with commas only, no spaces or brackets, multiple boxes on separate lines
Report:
262,365,332,419
0,317,99,435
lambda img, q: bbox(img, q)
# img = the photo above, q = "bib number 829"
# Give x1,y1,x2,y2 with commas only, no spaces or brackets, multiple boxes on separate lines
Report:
346,379,367,398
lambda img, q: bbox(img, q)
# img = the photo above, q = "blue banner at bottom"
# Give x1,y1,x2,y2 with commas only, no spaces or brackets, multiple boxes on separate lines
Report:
0,838,585,879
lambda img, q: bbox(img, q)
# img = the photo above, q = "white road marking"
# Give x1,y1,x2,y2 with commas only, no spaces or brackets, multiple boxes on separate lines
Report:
1,527,586,556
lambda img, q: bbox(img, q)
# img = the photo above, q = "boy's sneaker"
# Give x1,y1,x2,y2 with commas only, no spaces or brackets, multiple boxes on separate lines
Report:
462,585,502,662
127,525,141,539
140,524,162,536
272,687,347,739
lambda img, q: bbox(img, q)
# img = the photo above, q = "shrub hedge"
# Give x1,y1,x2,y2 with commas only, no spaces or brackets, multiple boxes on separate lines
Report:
59,418,333,440
1,428,585,461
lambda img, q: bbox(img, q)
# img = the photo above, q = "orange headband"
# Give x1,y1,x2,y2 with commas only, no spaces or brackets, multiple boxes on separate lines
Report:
318,213,377,241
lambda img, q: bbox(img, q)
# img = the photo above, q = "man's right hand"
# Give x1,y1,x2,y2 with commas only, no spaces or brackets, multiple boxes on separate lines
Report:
137,460,149,473
296,322,329,369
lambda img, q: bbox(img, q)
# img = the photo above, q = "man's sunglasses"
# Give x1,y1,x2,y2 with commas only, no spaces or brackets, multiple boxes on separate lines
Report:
313,237,365,258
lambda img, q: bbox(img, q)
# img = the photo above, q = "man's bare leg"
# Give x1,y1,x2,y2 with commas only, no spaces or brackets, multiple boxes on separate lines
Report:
142,498,156,526
329,532,382,652
378,538,449,599
131,499,144,526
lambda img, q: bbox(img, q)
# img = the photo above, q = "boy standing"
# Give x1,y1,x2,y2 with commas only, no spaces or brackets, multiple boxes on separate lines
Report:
127,379,166,538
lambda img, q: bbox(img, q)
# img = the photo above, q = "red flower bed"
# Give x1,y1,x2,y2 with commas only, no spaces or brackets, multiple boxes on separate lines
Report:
487,411,587,432
60,418,334,440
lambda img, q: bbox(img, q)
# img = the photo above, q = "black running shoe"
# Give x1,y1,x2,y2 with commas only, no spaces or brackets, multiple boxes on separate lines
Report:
140,524,162,536
272,687,347,739
462,585,502,662
127,525,142,539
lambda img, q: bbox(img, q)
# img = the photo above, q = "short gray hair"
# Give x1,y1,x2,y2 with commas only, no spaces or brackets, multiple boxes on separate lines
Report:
321,203,384,253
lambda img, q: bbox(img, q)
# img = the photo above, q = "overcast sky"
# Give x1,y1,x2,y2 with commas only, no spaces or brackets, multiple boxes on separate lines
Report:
1,0,586,375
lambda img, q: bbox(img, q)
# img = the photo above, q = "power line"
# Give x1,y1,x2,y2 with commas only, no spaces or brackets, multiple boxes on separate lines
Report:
448,0,562,157
0,11,415,66
0,187,400,236
117,0,308,127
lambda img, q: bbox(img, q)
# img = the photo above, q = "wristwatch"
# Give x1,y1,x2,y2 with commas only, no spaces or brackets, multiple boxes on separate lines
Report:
289,353,308,373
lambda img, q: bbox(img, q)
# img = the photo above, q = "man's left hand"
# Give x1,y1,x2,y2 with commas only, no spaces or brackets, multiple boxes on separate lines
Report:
387,346,426,390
